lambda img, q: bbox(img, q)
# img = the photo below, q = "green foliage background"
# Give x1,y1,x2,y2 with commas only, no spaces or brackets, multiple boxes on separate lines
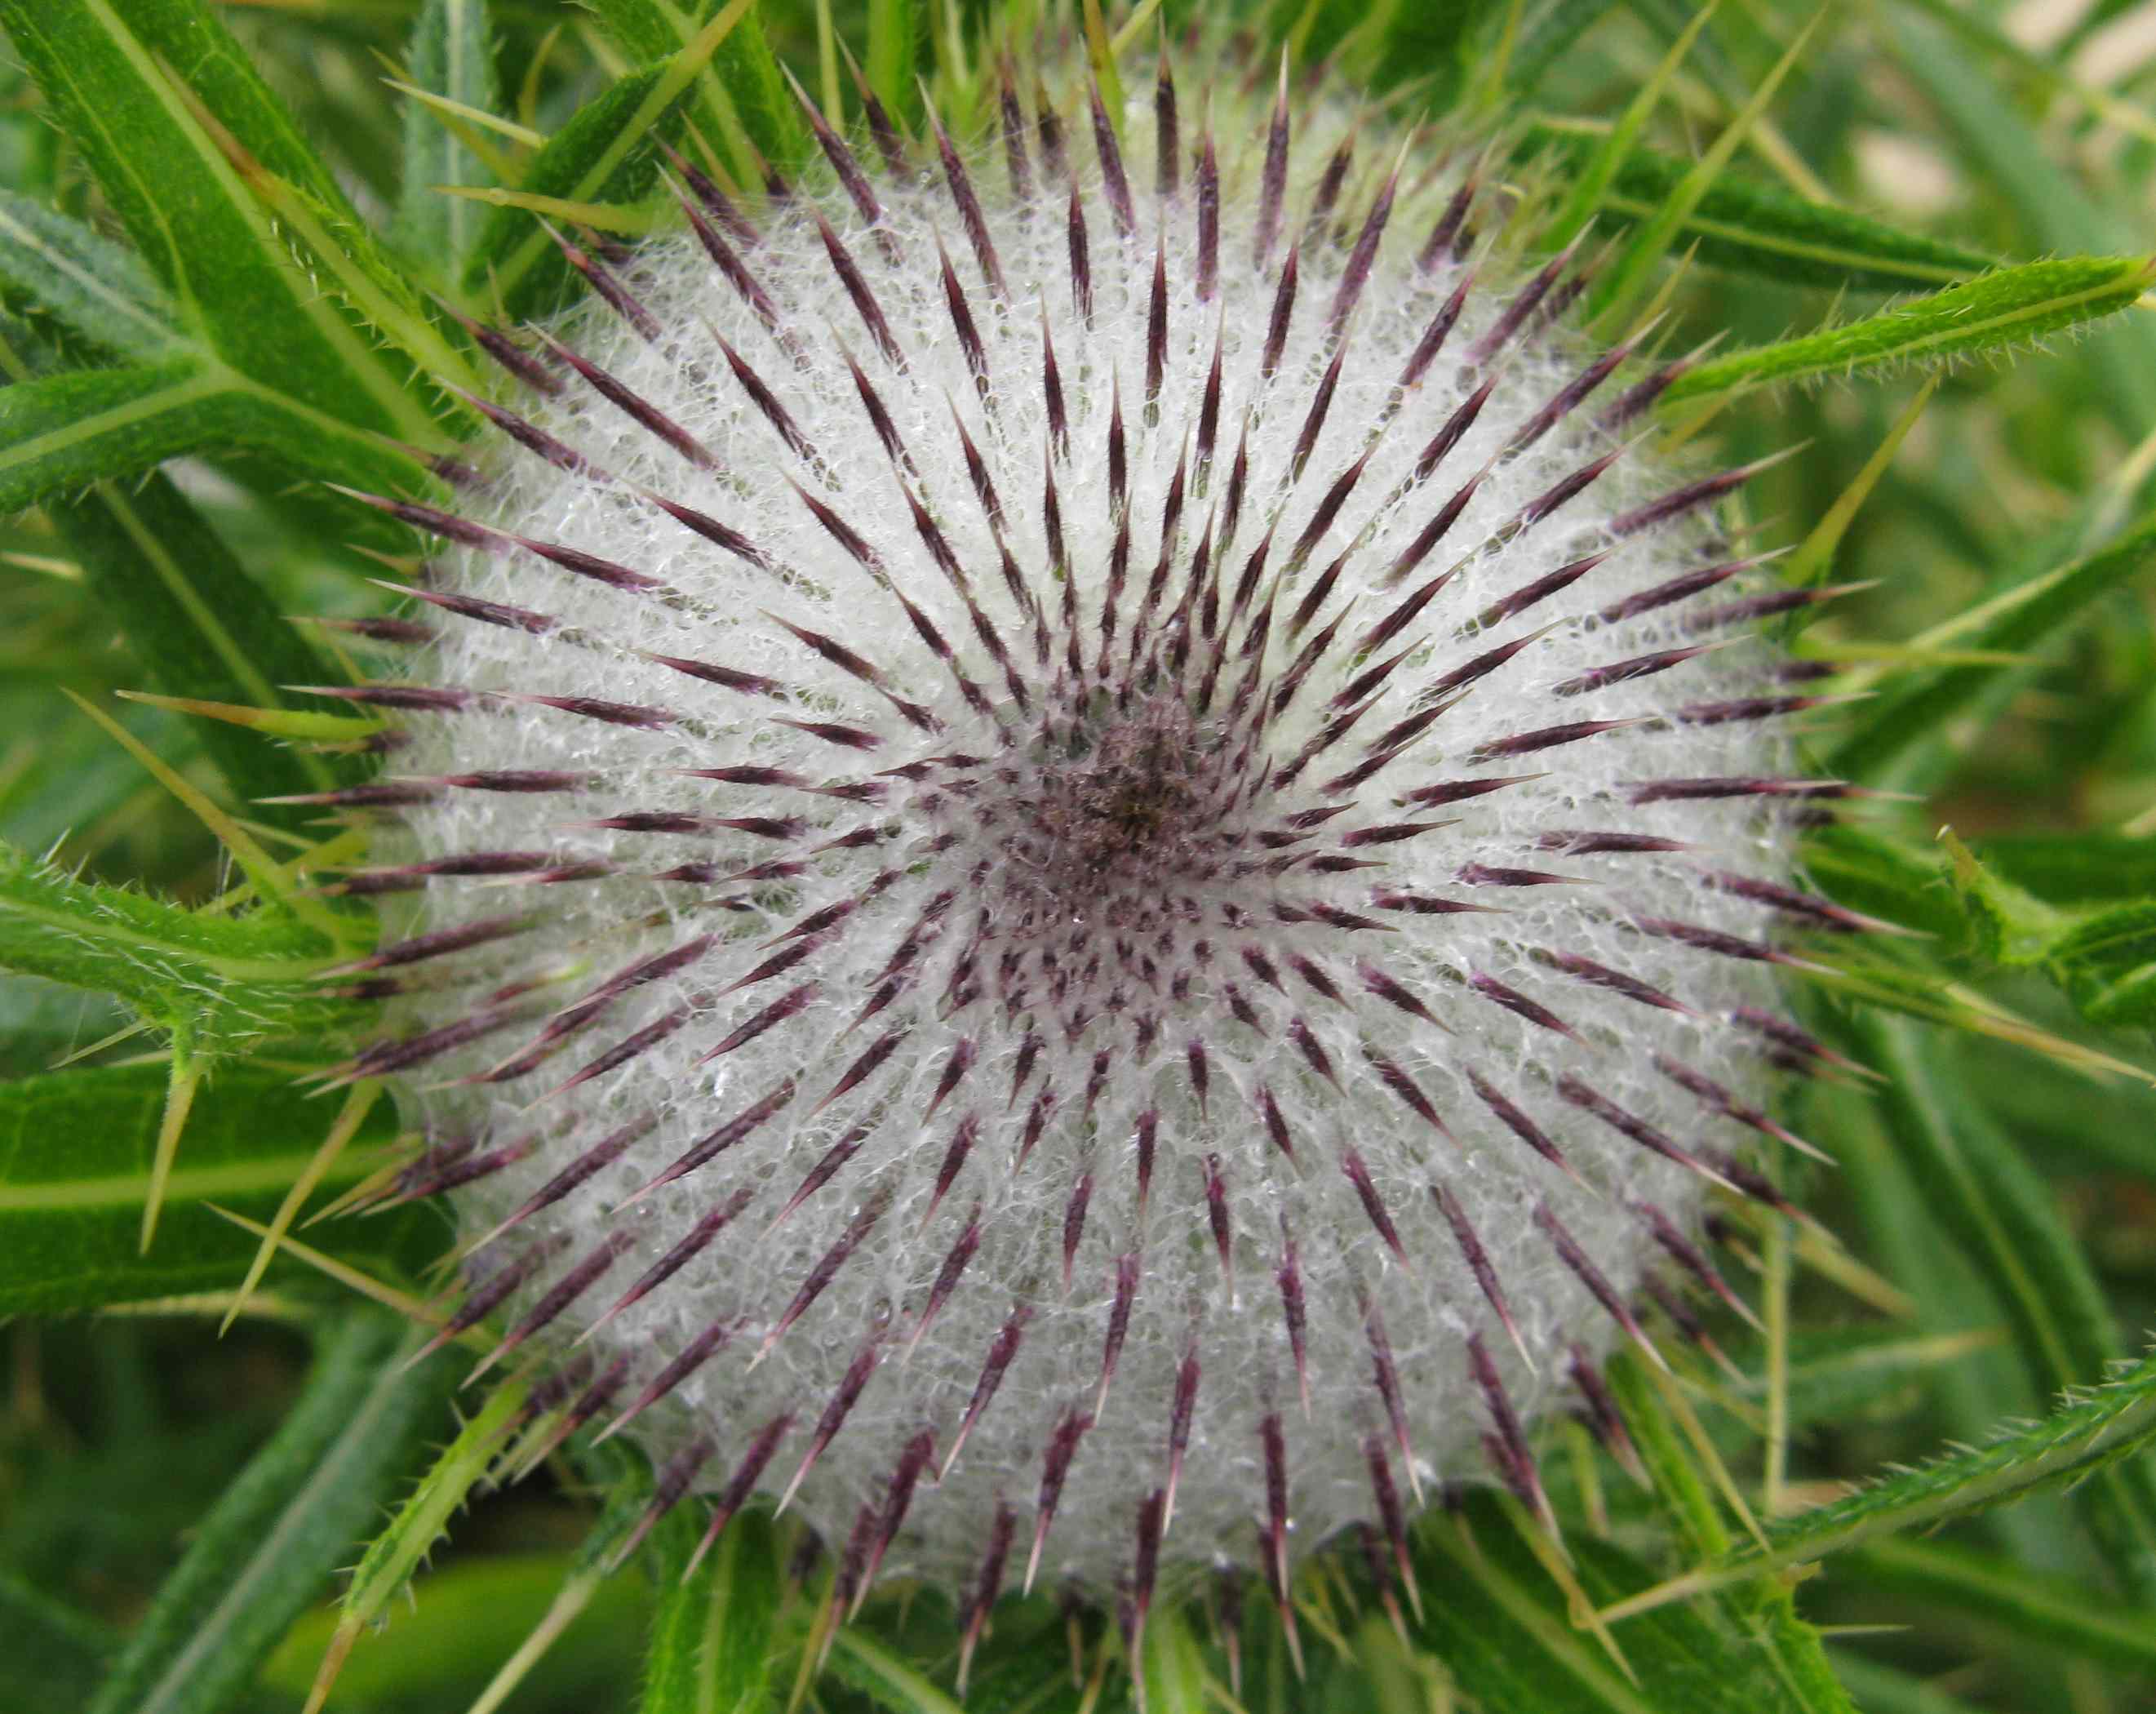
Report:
4,1,2156,1710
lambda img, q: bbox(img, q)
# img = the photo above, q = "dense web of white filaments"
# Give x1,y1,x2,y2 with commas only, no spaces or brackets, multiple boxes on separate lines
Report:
323,48,1855,1638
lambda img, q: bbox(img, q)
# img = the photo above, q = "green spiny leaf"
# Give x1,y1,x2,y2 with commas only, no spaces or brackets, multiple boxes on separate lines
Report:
705,2,806,177
636,1503,783,1714
1808,825,2156,1029
37,473,353,832
824,1628,967,1714
865,0,925,131
0,192,182,361
0,0,446,446
1136,1605,1207,1714
1361,0,1506,101
1609,1348,2156,1615
462,2,758,326
586,0,807,187
1972,833,2156,904
2075,961,2156,1028
637,1512,721,1714
1937,829,2070,968
0,358,223,502
1763,1327,2010,1436
0,1061,425,1314
1541,1,1718,252
464,64,673,322
0,350,425,519
309,1374,534,1712
1522,125,1993,292
1410,1491,1846,1714
1821,1070,2067,1574
1666,255,2156,403
1605,1357,1856,1706
1607,1353,1733,1561
1511,0,1625,95
395,0,503,280
1813,1013,2156,1599
0,840,357,1050
1800,825,1963,939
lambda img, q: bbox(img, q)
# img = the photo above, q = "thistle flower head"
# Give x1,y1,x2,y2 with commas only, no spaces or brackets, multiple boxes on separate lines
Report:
335,41,1835,1625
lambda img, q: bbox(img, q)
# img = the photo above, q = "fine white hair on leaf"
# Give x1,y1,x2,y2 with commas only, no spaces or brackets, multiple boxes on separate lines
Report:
337,42,1839,1613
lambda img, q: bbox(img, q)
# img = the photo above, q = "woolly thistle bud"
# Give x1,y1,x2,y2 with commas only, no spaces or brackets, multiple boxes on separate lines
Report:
326,40,1858,1644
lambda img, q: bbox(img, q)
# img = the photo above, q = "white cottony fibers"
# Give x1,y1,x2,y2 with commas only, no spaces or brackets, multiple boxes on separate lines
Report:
359,54,1816,1607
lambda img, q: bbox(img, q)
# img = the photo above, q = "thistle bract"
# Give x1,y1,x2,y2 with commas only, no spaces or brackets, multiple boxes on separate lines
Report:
331,43,1836,1641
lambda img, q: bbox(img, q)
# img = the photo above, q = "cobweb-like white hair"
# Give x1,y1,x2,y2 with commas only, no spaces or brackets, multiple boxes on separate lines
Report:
322,42,1847,1659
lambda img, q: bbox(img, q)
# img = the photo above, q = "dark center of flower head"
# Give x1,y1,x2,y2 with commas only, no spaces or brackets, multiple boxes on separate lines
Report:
1050,694,1207,863
312,40,1876,1661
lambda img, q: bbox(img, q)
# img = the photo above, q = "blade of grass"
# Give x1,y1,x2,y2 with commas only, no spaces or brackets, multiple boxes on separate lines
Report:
1589,8,1822,328
84,1311,454,1714
1829,508,2156,792
1848,1538,2156,1674
1542,0,1718,251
